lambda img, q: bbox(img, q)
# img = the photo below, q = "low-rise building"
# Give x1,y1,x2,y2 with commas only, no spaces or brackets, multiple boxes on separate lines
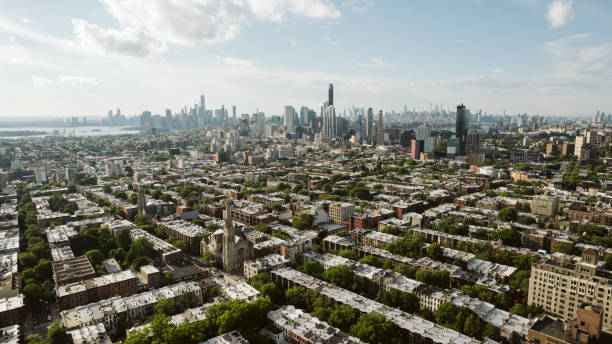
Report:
243,254,289,279
267,305,364,344
53,256,96,286
531,195,559,217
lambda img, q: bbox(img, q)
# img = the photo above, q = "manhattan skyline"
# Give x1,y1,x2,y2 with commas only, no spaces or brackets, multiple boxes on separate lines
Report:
0,0,611,117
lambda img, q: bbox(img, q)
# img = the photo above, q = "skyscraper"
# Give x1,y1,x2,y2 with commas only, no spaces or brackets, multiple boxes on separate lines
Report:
323,105,336,139
200,94,205,111
456,104,468,155
232,105,236,120
416,125,435,153
376,110,384,146
300,106,309,125
366,108,374,145
328,84,334,106
465,131,480,154
284,106,297,133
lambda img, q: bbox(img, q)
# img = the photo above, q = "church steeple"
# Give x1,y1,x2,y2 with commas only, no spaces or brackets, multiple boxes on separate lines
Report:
222,200,236,272
137,186,146,215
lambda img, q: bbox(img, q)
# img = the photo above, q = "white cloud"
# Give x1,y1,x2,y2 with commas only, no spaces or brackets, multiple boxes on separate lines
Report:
218,56,255,67
322,36,339,45
70,0,341,57
72,19,166,57
58,75,99,86
246,0,341,21
20,17,31,24
547,0,574,28
490,68,504,73
290,38,297,47
342,0,375,13
32,76,52,88
355,57,396,68
543,34,612,84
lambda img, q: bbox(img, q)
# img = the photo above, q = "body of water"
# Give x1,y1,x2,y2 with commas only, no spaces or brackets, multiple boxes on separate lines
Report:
0,126,141,139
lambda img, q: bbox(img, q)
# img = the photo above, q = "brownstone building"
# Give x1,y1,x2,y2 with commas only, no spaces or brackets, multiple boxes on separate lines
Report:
53,256,96,286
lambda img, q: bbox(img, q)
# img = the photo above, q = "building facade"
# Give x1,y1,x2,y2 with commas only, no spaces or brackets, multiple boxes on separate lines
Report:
528,249,612,329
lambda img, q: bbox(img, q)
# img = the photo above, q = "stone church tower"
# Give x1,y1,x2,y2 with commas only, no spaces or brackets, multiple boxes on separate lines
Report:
137,187,146,215
222,201,236,273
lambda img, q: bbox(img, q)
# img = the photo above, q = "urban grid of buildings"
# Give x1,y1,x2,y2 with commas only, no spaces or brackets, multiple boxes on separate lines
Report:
0,83,611,344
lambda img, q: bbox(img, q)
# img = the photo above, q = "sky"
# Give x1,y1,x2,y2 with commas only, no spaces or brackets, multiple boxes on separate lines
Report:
0,0,611,118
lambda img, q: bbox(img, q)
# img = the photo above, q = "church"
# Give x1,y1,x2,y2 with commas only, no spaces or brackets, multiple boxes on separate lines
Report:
202,201,254,274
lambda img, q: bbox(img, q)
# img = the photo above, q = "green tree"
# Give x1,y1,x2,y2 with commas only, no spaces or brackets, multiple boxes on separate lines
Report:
463,314,483,339
509,303,528,317
498,208,518,222
492,227,522,247
510,270,531,292
382,259,394,270
21,269,37,284
260,283,284,305
483,323,501,341
350,313,400,344
156,298,176,316
134,214,148,226
201,250,215,267
23,284,43,303
375,289,419,313
358,255,381,268
298,261,324,279
164,272,175,286
127,237,157,266
178,293,201,311
132,256,152,269
25,334,46,344
323,265,355,289
328,304,359,332
435,302,458,326
117,228,132,250
85,249,105,266
426,243,444,261
33,259,53,282
337,249,358,260
349,187,372,201
604,254,612,270
18,252,38,268
151,189,162,199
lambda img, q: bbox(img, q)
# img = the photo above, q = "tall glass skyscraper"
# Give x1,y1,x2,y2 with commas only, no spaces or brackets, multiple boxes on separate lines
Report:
456,104,468,155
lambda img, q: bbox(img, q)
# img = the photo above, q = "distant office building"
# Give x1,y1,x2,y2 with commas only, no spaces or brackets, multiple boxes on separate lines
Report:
562,143,575,156
376,110,384,146
465,131,480,154
284,106,297,133
511,148,540,163
411,140,423,160
299,106,309,125
140,111,152,129
400,130,411,147
328,84,334,106
574,136,593,160
447,136,458,156
366,108,374,145
329,202,355,224
415,125,435,153
323,105,337,139
456,104,468,155
531,195,558,216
